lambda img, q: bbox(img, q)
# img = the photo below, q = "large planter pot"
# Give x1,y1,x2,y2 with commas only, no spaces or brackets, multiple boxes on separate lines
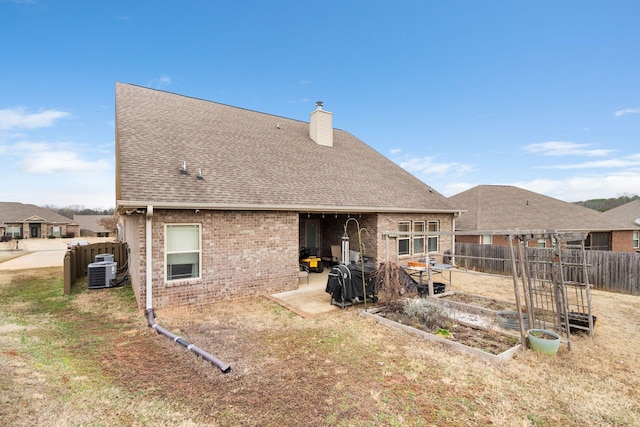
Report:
527,329,560,355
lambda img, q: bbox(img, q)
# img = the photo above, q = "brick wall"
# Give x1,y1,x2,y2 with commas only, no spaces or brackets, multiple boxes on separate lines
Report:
611,230,637,252
124,209,299,309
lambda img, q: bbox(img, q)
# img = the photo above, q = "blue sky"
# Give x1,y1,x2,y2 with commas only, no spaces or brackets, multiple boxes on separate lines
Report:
1,0,639,209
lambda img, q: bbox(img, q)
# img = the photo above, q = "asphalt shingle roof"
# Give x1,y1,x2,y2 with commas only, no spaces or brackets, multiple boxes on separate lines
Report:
73,215,111,233
450,185,631,232
115,83,459,213
602,199,640,228
0,202,74,224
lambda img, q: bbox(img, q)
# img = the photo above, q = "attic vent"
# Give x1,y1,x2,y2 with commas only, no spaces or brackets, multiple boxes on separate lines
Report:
180,161,188,174
309,101,333,147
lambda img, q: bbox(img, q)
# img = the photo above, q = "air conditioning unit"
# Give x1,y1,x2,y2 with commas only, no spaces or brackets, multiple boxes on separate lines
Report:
87,261,117,289
95,253,114,263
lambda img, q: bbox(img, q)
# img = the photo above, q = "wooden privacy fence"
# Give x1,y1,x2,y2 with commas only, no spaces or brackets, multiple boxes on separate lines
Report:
64,241,128,295
455,242,640,296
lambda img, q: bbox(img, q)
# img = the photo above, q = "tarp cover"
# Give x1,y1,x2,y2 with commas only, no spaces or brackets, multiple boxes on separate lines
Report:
326,262,376,303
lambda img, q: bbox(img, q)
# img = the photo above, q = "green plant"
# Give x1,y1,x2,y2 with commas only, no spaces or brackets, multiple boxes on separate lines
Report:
435,328,451,337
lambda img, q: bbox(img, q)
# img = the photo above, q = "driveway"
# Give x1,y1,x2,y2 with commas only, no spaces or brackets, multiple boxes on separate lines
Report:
0,238,110,271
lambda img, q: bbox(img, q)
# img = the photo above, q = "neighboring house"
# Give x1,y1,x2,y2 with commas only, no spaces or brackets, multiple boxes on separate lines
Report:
0,202,79,239
72,215,114,237
115,83,462,308
602,199,640,252
449,185,635,251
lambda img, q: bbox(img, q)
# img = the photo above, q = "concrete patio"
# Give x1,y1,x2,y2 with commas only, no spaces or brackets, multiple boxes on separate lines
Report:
267,270,341,318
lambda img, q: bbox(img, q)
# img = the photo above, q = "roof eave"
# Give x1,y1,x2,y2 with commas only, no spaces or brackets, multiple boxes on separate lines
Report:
116,200,463,215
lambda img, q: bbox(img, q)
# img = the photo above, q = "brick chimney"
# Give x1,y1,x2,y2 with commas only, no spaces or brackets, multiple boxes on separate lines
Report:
309,101,333,147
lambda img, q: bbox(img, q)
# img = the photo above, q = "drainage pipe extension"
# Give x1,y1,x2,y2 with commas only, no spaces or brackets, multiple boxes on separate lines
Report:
146,309,231,373
143,205,231,374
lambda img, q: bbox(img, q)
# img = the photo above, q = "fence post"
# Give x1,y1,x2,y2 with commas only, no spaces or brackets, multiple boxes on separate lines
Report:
64,252,72,295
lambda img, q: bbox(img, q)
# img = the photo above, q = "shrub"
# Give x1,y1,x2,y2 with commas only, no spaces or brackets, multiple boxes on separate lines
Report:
403,298,450,332
371,262,417,304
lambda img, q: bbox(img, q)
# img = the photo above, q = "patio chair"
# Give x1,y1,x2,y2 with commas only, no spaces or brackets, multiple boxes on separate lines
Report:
322,245,342,267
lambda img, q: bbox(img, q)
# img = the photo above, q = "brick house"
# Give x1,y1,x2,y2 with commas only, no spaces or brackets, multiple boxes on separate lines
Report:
450,185,636,251
73,215,114,237
115,83,462,308
602,199,640,252
0,202,79,239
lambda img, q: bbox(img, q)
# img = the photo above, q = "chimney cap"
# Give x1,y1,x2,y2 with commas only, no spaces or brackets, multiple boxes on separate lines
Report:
315,101,324,109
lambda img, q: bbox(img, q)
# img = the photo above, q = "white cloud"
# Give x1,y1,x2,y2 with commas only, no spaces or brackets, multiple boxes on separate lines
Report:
523,141,613,157
389,148,402,155
148,75,172,89
0,107,70,130
537,157,640,170
440,181,478,197
398,155,475,178
614,108,640,117
515,172,640,202
21,150,110,174
7,140,111,175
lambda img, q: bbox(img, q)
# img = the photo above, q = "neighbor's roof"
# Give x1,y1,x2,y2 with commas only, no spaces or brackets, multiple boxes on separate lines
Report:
0,202,75,224
115,83,460,214
72,215,111,232
449,185,631,232
602,199,640,228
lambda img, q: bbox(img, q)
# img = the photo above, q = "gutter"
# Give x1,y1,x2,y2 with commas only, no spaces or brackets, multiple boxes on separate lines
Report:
142,205,230,373
116,200,464,215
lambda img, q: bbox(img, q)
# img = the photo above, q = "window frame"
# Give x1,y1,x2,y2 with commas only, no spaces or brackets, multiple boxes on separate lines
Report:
165,223,202,282
413,221,426,255
4,226,21,238
398,221,411,256
633,230,639,249
398,220,438,256
481,234,492,245
427,221,439,253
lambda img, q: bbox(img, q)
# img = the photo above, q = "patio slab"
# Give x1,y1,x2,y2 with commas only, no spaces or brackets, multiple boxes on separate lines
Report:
267,270,339,318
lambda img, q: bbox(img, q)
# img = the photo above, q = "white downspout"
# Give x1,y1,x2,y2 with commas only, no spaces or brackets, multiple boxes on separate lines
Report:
142,205,230,373
145,205,154,310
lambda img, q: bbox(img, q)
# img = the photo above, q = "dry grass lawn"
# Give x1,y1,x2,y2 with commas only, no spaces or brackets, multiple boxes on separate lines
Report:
1,267,639,426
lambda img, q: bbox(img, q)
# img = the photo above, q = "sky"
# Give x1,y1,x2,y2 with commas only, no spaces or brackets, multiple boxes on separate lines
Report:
1,0,639,210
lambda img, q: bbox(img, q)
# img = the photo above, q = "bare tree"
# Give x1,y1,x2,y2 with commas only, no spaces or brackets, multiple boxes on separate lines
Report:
98,216,118,234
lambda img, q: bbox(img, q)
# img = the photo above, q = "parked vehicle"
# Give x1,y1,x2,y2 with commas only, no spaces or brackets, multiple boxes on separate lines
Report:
67,240,88,250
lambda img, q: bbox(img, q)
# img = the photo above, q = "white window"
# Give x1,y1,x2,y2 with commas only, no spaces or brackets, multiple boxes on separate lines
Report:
413,221,425,254
51,226,62,237
165,224,201,281
428,221,439,252
537,239,547,248
633,231,639,249
4,226,21,238
398,221,410,256
481,234,492,245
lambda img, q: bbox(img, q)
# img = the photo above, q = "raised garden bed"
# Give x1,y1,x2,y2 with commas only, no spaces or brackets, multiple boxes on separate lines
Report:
362,304,522,364
432,292,518,315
